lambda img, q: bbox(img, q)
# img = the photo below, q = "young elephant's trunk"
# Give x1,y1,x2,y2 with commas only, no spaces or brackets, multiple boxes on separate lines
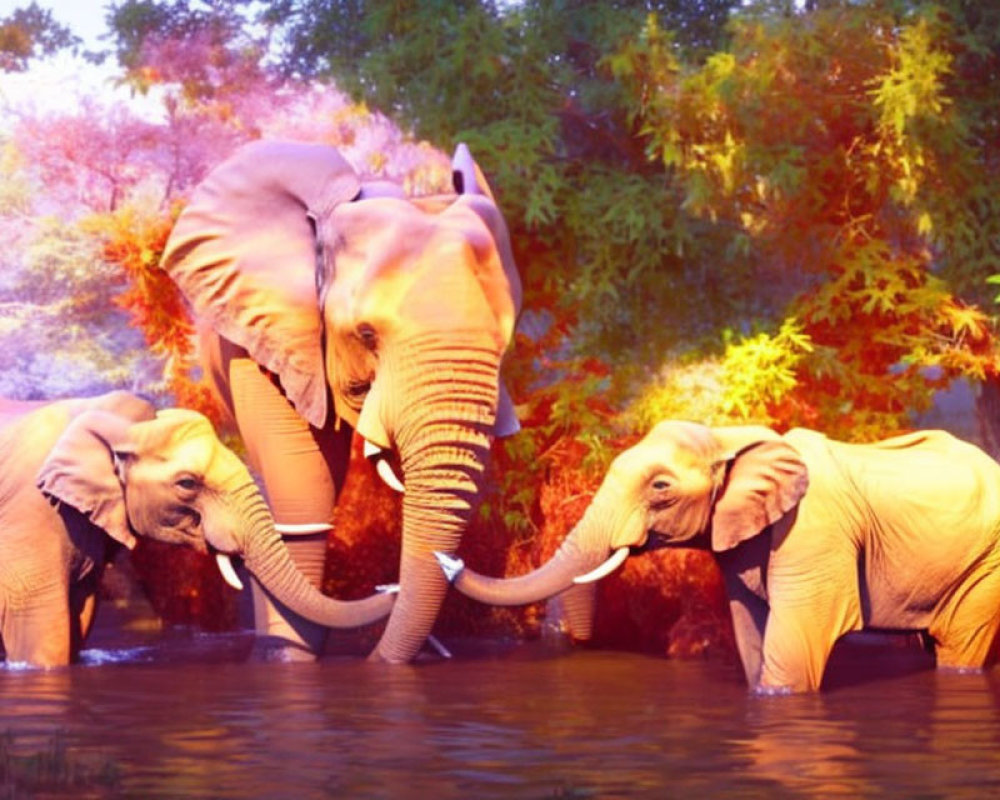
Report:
233,483,395,627
449,498,620,607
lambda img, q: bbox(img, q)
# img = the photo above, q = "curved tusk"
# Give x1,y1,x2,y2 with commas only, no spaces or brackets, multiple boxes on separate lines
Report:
375,457,405,494
434,551,465,583
363,438,384,459
274,522,333,535
572,547,629,584
215,553,244,591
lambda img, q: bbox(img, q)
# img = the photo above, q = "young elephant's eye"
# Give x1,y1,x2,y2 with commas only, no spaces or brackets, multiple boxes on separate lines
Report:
176,477,200,492
652,479,671,491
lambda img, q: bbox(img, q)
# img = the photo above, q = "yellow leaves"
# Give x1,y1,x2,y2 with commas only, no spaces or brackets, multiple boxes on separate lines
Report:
940,302,991,343
916,211,933,236
869,14,956,208
870,17,952,137
719,318,813,423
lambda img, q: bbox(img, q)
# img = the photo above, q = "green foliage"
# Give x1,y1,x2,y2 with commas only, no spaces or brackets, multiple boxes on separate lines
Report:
0,2,79,71
0,729,121,796
613,0,1000,440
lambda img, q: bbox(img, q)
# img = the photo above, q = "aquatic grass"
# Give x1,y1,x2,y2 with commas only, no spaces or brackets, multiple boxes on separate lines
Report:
0,729,121,798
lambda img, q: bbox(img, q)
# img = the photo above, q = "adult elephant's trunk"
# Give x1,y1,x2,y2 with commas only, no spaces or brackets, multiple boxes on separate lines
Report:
368,335,502,663
232,483,395,628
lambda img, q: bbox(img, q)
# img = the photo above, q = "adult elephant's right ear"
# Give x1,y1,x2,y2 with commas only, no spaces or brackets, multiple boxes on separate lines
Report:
709,428,808,552
160,141,361,429
36,410,137,549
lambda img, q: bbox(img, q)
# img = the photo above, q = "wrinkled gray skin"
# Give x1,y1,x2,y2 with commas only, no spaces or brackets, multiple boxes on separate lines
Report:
441,420,1000,693
161,141,521,663
0,392,393,668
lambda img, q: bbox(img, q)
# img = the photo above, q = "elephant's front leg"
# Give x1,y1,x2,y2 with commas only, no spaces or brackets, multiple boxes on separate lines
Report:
716,537,770,687
3,582,72,667
227,348,353,661
758,557,862,693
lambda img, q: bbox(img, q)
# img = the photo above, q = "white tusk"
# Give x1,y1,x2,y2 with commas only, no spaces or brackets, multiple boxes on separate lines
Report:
363,438,384,459
375,458,405,493
375,583,400,594
215,553,244,591
434,551,465,583
274,522,333,535
427,635,452,659
572,547,629,584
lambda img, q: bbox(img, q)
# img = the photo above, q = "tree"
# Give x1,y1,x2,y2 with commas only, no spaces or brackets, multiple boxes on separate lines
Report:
611,2,1000,440
0,2,79,72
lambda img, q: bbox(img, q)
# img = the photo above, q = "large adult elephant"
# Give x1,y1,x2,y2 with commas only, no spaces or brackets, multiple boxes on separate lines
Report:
438,421,1000,692
161,140,521,663
0,391,393,668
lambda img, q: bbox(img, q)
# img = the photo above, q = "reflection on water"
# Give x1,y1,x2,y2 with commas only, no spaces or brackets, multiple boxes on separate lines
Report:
2,630,1000,798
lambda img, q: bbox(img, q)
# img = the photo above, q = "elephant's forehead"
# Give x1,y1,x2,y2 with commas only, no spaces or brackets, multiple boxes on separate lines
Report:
163,435,246,483
328,197,510,329
333,196,496,264
610,426,712,478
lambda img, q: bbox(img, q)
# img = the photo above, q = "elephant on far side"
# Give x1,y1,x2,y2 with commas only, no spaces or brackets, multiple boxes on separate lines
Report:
438,421,1000,692
0,391,393,668
161,139,521,663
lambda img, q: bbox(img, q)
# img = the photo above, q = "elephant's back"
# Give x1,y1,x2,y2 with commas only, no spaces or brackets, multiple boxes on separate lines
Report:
0,400,72,508
0,397,52,432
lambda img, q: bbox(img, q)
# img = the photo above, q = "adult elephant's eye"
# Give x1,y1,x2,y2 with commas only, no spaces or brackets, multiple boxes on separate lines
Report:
347,378,371,398
652,479,671,491
356,323,378,352
176,476,200,492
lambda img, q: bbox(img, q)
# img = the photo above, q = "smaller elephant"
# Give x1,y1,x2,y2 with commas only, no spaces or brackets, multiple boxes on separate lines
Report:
438,421,1000,692
0,391,395,668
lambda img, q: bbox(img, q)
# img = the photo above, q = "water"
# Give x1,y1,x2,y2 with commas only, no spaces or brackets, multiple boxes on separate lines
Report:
2,627,1000,799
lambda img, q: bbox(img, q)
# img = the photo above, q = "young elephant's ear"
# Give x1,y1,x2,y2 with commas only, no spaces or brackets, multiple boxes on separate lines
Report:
710,431,808,552
36,410,137,549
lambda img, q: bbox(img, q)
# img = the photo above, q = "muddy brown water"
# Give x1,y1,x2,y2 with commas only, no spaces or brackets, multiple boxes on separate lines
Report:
2,621,1000,799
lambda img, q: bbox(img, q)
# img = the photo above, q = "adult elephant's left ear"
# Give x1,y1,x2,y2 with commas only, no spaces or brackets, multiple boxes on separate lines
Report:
161,141,362,429
36,410,137,549
709,430,808,552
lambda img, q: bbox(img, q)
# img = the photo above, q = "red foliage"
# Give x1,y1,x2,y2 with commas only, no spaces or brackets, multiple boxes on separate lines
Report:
91,205,225,426
129,541,239,631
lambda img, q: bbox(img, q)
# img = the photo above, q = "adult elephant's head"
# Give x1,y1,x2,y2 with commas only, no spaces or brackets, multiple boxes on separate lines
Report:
437,421,807,639
36,399,395,628
161,140,521,662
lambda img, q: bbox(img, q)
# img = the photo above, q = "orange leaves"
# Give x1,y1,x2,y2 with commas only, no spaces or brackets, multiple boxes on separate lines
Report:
86,204,225,425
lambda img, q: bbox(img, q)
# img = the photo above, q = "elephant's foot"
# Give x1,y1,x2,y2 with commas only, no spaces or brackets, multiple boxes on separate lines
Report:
366,635,452,664
752,682,797,696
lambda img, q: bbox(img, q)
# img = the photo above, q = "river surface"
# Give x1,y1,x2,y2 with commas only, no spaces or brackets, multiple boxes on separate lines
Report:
2,623,1000,799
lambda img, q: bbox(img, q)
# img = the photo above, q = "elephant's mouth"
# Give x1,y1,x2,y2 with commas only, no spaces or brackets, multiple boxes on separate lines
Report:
631,531,676,555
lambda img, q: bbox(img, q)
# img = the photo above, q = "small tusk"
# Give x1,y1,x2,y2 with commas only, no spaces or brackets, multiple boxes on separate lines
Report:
434,551,465,583
274,522,333,535
572,547,629,584
375,583,400,594
215,553,244,591
363,438,383,459
427,635,452,659
375,458,405,493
